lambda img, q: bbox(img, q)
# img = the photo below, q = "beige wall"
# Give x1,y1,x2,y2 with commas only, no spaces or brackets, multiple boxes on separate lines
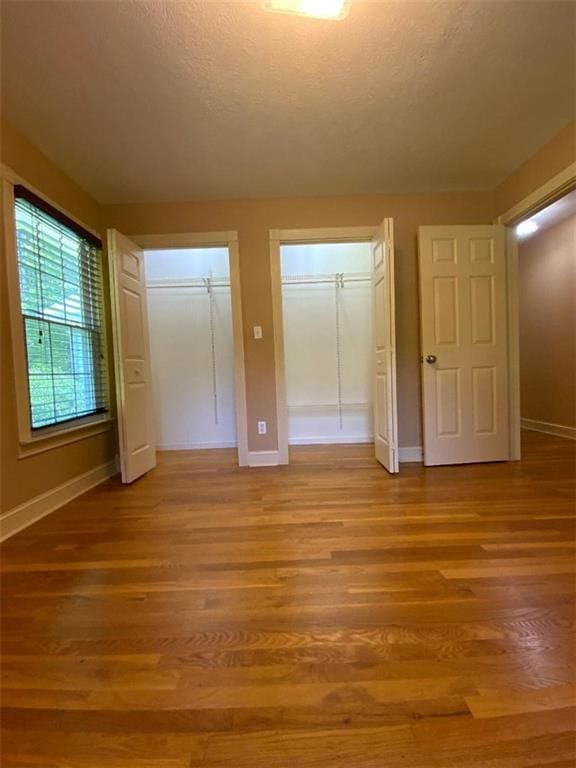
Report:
495,121,576,216
104,192,495,452
519,215,576,428
0,120,117,514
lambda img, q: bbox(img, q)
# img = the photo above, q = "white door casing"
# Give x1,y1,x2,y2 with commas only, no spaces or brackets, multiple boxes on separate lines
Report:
108,229,157,483
372,218,399,473
418,225,509,466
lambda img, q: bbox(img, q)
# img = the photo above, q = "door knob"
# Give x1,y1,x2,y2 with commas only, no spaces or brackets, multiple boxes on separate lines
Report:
425,355,437,364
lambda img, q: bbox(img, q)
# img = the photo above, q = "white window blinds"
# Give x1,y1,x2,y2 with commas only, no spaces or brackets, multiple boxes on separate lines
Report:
14,186,109,430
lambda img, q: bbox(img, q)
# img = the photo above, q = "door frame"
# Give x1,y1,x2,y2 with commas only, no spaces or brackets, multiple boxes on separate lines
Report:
496,161,576,461
129,230,249,467
269,225,380,464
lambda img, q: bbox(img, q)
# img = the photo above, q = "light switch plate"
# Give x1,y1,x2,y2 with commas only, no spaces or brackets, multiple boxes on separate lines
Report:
253,326,263,339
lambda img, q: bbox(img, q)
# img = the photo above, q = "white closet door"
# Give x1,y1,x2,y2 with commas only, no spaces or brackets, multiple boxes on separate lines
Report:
107,230,156,483
372,218,399,473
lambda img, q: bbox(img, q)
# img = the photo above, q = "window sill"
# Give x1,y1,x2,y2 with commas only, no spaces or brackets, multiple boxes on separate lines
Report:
18,415,115,459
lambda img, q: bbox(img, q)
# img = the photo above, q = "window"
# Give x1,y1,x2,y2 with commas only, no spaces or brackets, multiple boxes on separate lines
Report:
13,186,109,431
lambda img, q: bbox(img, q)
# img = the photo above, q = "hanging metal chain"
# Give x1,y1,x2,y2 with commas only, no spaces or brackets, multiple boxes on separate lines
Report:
203,277,219,425
334,272,344,430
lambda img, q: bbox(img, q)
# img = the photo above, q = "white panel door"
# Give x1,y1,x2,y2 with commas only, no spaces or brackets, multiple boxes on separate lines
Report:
372,218,399,473
418,225,509,466
108,230,156,483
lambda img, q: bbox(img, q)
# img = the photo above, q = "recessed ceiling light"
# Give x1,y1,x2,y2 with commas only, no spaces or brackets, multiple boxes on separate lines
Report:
263,0,350,21
516,219,539,237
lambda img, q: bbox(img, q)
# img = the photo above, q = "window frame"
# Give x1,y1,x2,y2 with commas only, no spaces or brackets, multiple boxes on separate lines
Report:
2,176,113,456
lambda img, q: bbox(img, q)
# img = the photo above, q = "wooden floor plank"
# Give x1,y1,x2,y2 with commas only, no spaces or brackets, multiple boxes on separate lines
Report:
465,683,576,719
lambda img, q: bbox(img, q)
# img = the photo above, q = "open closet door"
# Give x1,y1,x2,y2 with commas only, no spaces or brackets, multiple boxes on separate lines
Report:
108,229,156,483
372,218,399,473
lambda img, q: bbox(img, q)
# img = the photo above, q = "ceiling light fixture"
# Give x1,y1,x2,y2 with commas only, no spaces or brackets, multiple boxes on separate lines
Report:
516,219,539,238
263,0,350,21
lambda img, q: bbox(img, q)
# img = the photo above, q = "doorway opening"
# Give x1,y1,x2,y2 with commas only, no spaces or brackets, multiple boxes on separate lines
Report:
270,222,397,471
144,246,238,452
280,241,373,447
514,188,576,441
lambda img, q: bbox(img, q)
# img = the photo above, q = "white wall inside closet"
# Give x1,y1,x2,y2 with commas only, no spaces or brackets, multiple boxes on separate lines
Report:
281,242,372,445
145,248,236,450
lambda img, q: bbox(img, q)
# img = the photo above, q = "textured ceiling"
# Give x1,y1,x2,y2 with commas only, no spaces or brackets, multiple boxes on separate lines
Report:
1,0,575,203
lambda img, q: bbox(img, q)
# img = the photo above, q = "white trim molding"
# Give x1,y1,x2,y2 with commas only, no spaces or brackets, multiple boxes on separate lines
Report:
247,450,281,467
499,162,576,226
521,418,576,441
288,436,373,446
269,232,290,466
130,230,249,468
269,225,381,466
157,441,237,450
506,228,521,461
399,446,424,463
0,458,119,542
131,231,238,248
270,226,377,244
496,161,576,463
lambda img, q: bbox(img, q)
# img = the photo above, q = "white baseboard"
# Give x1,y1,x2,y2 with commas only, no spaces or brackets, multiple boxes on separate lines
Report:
0,458,119,542
247,450,281,467
399,446,424,463
157,441,237,450
288,436,372,445
521,418,576,441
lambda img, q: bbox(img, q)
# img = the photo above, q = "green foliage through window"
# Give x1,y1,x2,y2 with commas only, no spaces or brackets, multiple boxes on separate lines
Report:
14,191,109,430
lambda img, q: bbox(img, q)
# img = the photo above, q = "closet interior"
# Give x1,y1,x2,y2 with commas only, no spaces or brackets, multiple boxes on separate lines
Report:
280,241,373,445
144,247,237,450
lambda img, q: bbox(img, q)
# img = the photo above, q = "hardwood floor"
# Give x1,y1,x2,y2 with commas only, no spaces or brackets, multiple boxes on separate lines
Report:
1,431,575,767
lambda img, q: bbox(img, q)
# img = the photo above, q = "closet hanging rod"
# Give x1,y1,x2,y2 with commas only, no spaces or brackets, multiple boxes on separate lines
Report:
146,277,231,290
282,272,371,286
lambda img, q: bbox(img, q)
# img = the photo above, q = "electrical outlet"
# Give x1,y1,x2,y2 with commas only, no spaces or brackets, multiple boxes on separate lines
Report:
257,421,267,435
